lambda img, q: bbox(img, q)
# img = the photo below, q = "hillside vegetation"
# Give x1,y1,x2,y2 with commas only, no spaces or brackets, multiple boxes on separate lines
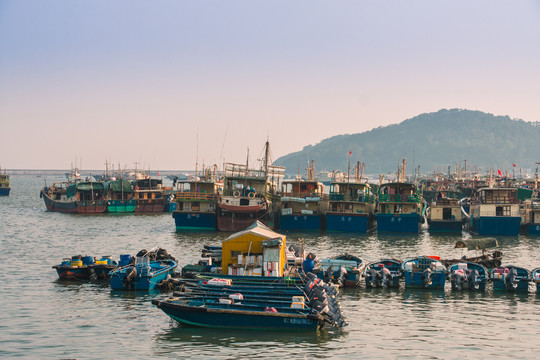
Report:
274,109,540,175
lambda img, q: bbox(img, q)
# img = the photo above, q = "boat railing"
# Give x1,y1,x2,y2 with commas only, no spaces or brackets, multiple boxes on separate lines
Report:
281,192,329,201
134,186,163,192
176,191,216,201
329,193,375,203
378,194,421,203
478,195,519,204
222,189,266,199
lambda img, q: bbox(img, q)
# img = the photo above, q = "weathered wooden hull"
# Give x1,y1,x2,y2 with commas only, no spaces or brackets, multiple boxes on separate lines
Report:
41,190,107,213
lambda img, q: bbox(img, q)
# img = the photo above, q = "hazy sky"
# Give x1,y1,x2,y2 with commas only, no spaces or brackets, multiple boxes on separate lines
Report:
1,1,539,171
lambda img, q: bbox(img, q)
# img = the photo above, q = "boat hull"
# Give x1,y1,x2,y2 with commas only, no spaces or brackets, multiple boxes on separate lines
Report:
173,211,216,231
427,220,463,232
404,271,446,289
326,213,371,232
279,214,322,231
107,200,136,213
153,300,322,331
110,261,177,290
467,216,521,236
376,213,420,233
53,266,95,280
134,202,165,212
527,224,540,235
41,190,107,213
0,188,10,196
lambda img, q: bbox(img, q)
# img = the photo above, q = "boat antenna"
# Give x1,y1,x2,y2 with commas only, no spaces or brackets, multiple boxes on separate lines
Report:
219,123,229,172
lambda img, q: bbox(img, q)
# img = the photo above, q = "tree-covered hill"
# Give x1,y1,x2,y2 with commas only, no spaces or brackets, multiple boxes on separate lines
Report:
274,109,540,176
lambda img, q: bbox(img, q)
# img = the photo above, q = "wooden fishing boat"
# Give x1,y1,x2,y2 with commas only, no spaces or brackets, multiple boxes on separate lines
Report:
0,166,10,196
448,262,489,291
440,238,502,270
531,268,540,292
40,181,107,213
132,178,166,212
427,192,464,232
104,179,136,213
464,187,521,236
326,162,376,232
173,169,222,230
53,256,97,280
401,256,447,289
490,265,531,292
110,253,177,290
364,259,402,288
279,161,328,231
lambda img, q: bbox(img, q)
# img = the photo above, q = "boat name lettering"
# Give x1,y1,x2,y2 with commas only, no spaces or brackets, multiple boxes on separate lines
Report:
283,318,310,325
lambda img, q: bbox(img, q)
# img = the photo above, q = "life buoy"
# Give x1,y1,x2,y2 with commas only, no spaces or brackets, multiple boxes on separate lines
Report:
403,207,408,213
248,192,256,199
233,190,240,198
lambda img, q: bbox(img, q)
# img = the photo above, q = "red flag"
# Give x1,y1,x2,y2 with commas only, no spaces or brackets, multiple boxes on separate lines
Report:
498,169,502,176
157,171,160,176
513,163,516,167
348,151,352,157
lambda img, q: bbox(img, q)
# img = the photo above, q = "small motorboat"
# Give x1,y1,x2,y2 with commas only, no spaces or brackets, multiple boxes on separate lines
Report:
364,259,402,288
53,255,96,280
402,256,448,289
448,262,489,291
110,248,178,290
490,265,531,292
313,254,365,287
92,256,118,280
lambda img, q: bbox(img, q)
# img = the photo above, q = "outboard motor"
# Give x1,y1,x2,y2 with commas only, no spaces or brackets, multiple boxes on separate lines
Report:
123,266,137,289
335,266,348,287
505,267,518,290
452,269,466,290
325,265,335,284
381,267,393,288
369,267,382,287
422,267,433,288
466,269,480,290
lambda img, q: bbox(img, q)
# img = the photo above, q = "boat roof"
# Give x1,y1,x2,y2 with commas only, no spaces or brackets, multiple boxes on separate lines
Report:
224,220,285,242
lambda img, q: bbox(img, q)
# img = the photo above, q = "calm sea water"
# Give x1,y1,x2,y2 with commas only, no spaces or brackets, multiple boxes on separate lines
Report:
1,176,539,359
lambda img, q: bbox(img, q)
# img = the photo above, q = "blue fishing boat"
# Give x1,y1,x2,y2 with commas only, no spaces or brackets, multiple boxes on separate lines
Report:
427,193,464,232
0,166,10,196
521,189,540,235
376,175,424,233
448,262,489,291
532,268,540,292
364,259,402,288
490,265,531,292
402,256,447,289
278,161,327,231
326,164,376,233
464,187,521,236
173,169,222,231
152,297,324,331
110,249,177,290
53,255,97,280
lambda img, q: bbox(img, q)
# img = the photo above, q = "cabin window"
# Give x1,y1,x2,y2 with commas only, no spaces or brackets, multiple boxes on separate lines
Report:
240,198,250,206
192,201,200,211
495,206,510,216
177,203,184,211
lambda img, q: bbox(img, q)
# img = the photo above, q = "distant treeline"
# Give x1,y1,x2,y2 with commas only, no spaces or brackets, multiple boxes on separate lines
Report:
274,109,540,176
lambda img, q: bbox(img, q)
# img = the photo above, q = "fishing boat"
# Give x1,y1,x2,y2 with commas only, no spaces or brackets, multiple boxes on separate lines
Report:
217,143,284,232
40,181,107,213
376,182,424,233
364,259,402,288
152,297,325,331
0,166,10,196
401,256,447,289
427,191,464,232
312,254,365,287
521,188,540,235
464,187,521,236
110,256,177,290
132,178,166,212
53,255,97,280
173,167,222,231
104,179,136,213
448,262,489,291
279,161,328,231
326,162,376,232
440,238,502,269
490,265,531,292
531,268,540,292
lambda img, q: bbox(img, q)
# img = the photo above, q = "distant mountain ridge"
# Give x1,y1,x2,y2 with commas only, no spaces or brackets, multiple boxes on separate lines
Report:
274,109,540,175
